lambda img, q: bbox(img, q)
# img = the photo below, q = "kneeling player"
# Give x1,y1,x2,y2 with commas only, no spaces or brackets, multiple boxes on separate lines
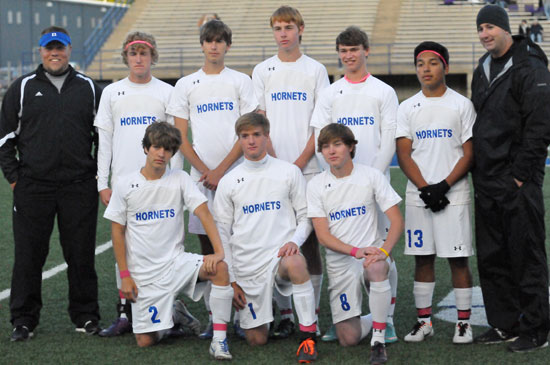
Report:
307,124,403,365
104,122,234,359
396,42,475,344
213,113,319,363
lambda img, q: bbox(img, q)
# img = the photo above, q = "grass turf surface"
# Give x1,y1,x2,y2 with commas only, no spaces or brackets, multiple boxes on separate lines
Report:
0,168,549,364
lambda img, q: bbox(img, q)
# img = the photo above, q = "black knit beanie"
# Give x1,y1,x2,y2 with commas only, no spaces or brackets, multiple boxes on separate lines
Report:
476,5,511,33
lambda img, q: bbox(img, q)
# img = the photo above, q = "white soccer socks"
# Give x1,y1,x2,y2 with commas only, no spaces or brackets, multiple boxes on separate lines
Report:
453,287,473,344
273,287,294,321
209,284,234,340
292,281,317,333
413,281,435,323
369,280,391,345
311,273,323,316
387,260,398,325
360,314,374,341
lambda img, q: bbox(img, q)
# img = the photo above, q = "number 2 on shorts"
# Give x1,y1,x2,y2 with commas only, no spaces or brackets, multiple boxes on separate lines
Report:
149,306,161,323
248,303,257,319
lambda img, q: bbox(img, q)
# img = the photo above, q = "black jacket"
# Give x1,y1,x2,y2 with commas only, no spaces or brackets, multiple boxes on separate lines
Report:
0,65,101,184
471,36,550,185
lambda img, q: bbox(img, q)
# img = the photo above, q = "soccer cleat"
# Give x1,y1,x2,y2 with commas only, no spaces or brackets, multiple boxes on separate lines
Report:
270,318,295,339
98,317,132,337
209,338,233,360
173,299,201,336
404,320,433,342
233,320,246,339
474,327,518,344
199,321,214,340
453,321,473,344
370,341,387,365
508,335,549,352
385,322,398,344
296,337,317,363
11,325,34,342
75,320,101,335
321,324,337,342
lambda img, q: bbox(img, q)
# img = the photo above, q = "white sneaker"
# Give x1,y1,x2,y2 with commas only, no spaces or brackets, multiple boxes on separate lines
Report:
172,299,201,336
453,321,473,344
209,338,233,360
404,320,434,342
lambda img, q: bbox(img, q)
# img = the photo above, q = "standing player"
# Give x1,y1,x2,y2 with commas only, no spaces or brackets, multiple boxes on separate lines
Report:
213,113,319,363
167,19,258,338
310,26,399,342
94,31,194,337
308,124,403,365
252,5,329,338
396,42,475,344
104,122,234,360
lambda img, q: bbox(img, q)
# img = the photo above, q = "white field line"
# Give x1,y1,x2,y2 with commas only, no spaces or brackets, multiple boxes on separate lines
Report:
0,241,112,301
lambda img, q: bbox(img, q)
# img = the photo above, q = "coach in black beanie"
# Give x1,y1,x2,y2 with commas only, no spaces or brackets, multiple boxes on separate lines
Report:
476,4,511,33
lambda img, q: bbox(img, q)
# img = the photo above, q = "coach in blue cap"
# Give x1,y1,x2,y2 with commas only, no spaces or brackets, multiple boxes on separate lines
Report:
0,26,103,341
471,4,550,352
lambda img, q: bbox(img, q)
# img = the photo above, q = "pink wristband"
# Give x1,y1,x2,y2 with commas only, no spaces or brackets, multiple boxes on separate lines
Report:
350,247,359,257
120,270,130,279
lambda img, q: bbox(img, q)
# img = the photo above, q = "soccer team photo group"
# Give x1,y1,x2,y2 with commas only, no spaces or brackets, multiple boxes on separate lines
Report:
1,1,550,364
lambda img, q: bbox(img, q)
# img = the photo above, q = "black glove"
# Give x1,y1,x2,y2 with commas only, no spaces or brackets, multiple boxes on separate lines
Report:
419,180,450,212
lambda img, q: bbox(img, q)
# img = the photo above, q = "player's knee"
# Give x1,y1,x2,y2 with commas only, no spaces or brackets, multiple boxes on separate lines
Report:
135,334,156,347
245,332,268,346
364,261,388,282
337,331,359,347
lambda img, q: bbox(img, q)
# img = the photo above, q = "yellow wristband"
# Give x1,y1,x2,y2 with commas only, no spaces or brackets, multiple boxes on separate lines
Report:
379,247,389,257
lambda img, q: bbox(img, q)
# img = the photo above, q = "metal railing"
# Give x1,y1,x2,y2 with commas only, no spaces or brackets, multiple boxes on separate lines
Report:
82,0,132,69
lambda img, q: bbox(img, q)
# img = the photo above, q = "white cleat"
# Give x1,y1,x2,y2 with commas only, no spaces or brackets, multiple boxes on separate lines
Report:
173,299,201,336
209,338,233,360
404,320,434,342
453,321,473,344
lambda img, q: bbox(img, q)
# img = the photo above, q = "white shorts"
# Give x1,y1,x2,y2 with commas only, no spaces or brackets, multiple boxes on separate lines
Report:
236,257,293,330
404,204,473,258
131,251,206,334
327,257,366,324
188,182,215,235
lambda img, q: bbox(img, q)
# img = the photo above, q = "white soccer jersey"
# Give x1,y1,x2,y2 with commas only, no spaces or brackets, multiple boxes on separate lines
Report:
213,155,311,281
94,77,175,191
167,67,258,180
104,168,207,286
396,88,475,206
310,75,398,172
307,164,401,267
252,55,329,174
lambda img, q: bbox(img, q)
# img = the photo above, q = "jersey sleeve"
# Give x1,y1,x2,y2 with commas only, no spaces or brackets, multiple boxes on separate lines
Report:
310,88,332,129
371,168,402,212
289,166,312,246
180,171,208,212
314,65,330,104
395,101,412,139
212,175,235,225
460,98,476,144
104,179,128,226
380,86,399,131
251,65,266,111
238,74,259,114
97,128,113,191
94,85,114,133
166,79,190,120
306,177,326,218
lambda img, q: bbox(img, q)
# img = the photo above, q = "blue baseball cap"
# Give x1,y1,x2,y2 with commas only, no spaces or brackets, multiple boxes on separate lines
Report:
39,32,71,47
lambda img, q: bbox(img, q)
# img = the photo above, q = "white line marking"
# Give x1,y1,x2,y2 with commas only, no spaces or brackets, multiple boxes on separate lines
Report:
0,241,112,301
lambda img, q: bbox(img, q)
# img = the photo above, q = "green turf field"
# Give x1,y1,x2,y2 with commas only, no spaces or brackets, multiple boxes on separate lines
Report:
1,168,549,364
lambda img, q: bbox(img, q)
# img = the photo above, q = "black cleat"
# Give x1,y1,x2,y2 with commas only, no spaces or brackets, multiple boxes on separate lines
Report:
474,327,518,344
75,320,101,335
370,341,387,365
11,325,33,342
508,335,549,352
270,318,295,339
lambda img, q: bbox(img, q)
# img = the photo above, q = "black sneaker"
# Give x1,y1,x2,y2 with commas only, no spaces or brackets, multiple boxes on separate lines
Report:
75,320,101,335
10,325,33,342
474,327,518,344
370,341,387,365
508,335,549,352
270,318,295,339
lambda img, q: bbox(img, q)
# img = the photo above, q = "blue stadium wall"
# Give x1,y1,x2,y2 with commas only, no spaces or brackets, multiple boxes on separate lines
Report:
0,0,110,69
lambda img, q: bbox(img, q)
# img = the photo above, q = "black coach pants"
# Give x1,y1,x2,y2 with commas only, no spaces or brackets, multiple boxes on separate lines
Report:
10,177,100,330
473,174,549,341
